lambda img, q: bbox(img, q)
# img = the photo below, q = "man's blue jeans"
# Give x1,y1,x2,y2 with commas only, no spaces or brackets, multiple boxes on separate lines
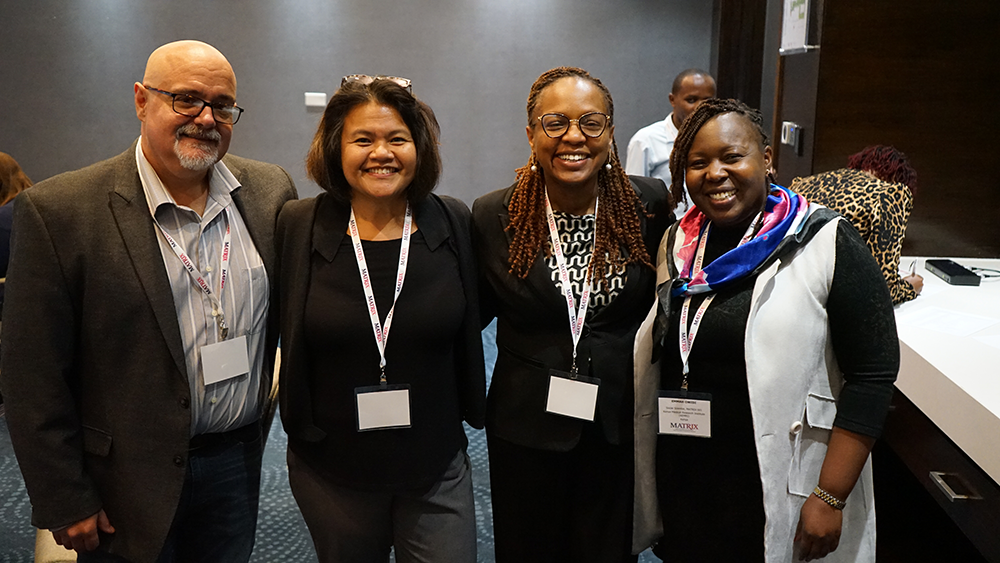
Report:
79,425,264,563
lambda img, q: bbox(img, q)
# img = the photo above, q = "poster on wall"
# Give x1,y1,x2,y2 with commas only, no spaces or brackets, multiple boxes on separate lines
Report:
780,0,813,54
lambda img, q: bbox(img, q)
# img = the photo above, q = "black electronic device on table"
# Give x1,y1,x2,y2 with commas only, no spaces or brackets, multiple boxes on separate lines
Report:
924,259,981,286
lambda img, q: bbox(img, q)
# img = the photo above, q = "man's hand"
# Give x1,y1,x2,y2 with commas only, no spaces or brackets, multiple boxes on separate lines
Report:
794,495,842,561
52,509,115,552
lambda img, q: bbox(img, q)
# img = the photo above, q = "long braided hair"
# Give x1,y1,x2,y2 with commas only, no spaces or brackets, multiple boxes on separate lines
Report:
507,67,653,287
668,98,771,208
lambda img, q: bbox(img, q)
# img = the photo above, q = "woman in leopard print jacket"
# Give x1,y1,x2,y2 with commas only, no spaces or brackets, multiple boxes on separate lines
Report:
791,145,921,304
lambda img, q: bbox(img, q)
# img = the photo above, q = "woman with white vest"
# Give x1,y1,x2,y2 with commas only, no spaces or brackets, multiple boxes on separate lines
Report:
647,98,898,562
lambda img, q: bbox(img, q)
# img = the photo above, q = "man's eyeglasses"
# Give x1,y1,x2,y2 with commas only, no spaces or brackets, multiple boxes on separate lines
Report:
341,74,412,93
537,112,611,139
143,85,244,125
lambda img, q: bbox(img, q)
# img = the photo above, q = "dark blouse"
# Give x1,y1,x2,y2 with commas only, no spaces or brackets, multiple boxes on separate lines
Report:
293,230,467,490
654,220,897,561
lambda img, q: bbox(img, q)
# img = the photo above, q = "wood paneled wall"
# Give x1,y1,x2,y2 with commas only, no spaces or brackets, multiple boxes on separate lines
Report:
713,0,768,108
775,0,1000,257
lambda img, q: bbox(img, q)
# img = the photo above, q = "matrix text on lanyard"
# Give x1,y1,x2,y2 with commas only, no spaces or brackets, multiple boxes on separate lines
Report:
349,203,414,385
544,190,599,377
155,208,233,341
678,213,761,390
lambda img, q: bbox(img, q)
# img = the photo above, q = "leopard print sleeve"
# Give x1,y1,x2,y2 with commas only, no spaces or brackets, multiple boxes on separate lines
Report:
872,183,917,304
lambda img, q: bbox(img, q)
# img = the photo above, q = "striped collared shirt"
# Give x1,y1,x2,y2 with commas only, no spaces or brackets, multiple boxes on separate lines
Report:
136,140,268,436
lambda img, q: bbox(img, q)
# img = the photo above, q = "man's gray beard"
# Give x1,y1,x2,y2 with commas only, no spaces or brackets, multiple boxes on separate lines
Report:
174,125,222,171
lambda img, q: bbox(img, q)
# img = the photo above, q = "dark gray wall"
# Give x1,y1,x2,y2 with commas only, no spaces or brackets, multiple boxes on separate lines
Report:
1,1,713,202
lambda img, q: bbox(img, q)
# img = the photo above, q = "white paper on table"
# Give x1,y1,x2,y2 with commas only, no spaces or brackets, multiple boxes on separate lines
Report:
913,283,947,298
897,306,1000,338
973,334,1000,351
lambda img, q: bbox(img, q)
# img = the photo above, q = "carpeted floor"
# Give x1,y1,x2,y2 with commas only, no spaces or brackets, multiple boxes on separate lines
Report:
0,323,657,562
0,408,34,563
248,416,496,562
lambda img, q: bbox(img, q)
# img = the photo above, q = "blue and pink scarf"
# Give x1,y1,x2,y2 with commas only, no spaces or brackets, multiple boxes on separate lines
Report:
672,184,809,297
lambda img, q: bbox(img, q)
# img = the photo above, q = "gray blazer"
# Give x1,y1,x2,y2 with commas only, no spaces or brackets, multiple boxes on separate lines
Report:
0,141,296,562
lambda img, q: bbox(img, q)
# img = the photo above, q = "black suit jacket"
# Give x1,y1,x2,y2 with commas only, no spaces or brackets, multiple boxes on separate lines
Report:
0,142,296,562
275,192,487,444
472,176,671,450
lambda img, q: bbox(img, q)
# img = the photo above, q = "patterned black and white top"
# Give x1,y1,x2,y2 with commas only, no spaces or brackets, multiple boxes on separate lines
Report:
545,210,626,315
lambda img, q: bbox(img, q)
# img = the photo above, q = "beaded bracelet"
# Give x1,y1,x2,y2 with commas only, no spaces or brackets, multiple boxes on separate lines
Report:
813,486,846,510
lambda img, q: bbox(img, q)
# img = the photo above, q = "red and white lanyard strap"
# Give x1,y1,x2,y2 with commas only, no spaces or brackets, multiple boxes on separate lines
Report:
544,190,599,377
349,203,414,385
155,207,233,340
678,213,760,389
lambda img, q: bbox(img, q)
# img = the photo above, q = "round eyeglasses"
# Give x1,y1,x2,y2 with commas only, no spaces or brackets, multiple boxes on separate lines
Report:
143,85,244,125
537,112,611,138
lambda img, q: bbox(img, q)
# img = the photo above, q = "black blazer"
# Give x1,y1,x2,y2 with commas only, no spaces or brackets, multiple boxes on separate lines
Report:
472,176,672,451
276,192,487,443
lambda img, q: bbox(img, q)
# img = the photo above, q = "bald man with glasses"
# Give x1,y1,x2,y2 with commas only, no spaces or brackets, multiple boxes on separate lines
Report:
1,40,296,563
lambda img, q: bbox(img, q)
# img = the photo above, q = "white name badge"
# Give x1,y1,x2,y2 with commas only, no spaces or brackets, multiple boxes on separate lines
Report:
658,390,712,438
545,370,600,421
355,385,411,431
201,335,250,385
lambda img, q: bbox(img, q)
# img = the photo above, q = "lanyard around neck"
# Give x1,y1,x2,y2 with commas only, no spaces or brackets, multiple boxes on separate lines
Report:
155,207,232,340
348,203,414,385
544,190,598,376
678,213,760,389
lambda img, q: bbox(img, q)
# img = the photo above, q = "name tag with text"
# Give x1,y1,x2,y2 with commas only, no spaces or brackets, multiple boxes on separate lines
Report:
658,390,712,438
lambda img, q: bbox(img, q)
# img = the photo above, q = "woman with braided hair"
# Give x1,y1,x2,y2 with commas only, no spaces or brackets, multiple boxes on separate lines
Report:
472,67,672,562
646,98,897,561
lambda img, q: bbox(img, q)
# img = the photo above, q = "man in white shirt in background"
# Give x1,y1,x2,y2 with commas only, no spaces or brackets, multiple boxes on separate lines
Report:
625,68,716,219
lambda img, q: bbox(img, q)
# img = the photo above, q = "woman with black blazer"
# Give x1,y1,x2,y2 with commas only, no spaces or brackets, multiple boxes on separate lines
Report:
276,76,486,563
472,67,673,563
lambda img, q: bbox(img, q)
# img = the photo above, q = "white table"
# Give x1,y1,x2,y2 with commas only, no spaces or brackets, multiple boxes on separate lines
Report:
887,256,1000,558
894,257,1000,485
